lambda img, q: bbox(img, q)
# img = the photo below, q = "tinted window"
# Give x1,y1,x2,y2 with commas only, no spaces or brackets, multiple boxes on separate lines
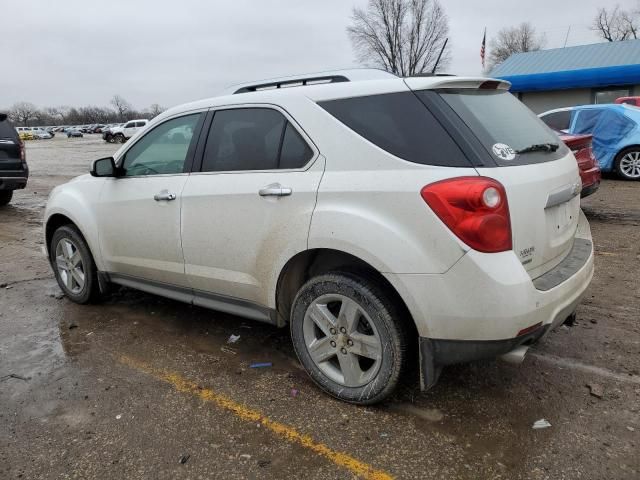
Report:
135,121,146,128
574,109,604,134
124,122,135,129
0,119,17,139
122,113,201,176
319,92,469,167
541,110,572,132
202,108,285,172
280,122,313,169
437,90,567,166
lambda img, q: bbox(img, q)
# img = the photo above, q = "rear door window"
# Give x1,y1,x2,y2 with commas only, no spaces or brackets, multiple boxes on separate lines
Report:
200,108,314,172
573,109,604,134
435,89,568,165
318,92,471,167
0,119,18,139
540,110,572,132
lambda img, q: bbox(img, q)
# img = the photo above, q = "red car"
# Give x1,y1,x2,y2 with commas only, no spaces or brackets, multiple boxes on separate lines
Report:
615,96,640,106
558,132,601,198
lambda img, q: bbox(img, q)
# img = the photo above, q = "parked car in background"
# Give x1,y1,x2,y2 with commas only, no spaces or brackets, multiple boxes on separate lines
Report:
108,119,148,143
540,104,640,180
556,132,601,197
45,71,594,404
615,96,640,107
33,128,53,140
66,128,83,138
0,113,28,206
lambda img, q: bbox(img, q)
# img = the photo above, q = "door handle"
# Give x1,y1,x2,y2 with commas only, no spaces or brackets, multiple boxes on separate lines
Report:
154,191,176,201
259,184,292,197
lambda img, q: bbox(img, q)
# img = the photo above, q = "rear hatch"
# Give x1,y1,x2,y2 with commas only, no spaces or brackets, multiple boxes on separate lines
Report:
0,115,23,171
407,79,582,278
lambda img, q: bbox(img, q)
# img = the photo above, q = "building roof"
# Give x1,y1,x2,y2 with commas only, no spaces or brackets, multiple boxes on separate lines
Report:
490,39,640,92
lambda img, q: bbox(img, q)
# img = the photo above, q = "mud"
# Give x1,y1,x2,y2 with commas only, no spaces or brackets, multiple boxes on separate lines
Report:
1,136,639,479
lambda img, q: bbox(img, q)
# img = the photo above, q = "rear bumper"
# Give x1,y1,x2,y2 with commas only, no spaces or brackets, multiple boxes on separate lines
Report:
384,210,594,387
0,174,28,191
580,166,601,198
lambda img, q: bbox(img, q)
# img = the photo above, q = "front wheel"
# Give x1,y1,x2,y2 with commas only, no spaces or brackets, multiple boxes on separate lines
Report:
50,225,100,304
0,190,13,206
290,272,409,405
115,134,126,143
615,148,640,180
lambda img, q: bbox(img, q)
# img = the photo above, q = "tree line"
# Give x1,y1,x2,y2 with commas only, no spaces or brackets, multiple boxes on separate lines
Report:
347,0,639,76
4,95,165,127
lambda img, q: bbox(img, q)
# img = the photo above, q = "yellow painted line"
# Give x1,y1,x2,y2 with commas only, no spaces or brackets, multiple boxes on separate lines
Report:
119,355,393,480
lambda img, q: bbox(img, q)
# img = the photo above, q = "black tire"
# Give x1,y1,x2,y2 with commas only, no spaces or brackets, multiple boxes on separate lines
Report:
0,190,13,206
50,225,100,304
115,133,125,143
290,271,409,405
105,134,114,143
614,148,640,181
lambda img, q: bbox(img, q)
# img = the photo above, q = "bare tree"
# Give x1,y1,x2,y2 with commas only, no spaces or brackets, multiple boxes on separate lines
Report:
110,95,132,121
347,0,450,76
488,23,545,70
593,5,639,41
9,102,39,126
147,103,165,118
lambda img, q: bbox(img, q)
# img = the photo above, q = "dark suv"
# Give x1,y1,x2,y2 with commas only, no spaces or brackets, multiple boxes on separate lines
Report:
0,113,28,206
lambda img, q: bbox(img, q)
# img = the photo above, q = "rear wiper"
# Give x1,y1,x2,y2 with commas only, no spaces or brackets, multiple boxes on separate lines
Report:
516,143,559,154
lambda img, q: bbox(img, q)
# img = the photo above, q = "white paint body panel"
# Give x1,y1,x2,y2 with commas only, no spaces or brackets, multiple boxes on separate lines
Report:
181,156,325,307
96,175,189,286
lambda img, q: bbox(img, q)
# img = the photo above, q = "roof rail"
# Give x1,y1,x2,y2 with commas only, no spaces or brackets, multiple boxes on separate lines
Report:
233,75,349,94
226,68,397,95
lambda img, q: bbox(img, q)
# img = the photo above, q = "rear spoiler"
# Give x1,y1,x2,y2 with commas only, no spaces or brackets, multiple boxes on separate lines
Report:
404,77,511,91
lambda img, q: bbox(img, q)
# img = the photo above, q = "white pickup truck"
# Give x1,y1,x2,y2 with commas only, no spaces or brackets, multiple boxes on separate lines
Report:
103,119,148,143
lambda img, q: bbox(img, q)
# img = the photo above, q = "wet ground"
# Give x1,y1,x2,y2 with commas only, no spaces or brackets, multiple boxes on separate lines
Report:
1,136,639,479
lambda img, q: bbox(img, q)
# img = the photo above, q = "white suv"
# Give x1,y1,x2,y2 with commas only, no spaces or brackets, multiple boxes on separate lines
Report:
109,119,148,143
44,70,594,404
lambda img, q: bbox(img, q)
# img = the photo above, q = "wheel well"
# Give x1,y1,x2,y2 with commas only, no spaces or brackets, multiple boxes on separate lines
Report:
45,214,75,257
275,249,417,335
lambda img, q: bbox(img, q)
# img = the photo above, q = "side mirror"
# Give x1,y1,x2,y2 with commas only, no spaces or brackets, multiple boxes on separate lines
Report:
90,157,118,177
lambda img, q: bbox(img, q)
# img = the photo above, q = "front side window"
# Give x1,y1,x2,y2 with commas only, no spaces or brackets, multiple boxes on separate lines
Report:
122,113,201,176
135,121,146,128
201,108,313,172
124,122,135,129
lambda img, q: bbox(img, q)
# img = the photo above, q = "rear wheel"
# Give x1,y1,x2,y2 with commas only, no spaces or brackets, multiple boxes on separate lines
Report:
50,225,100,304
115,133,126,143
290,272,409,405
0,190,13,206
615,148,640,180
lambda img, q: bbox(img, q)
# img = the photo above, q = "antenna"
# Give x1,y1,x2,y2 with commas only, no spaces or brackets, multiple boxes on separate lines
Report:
432,38,449,74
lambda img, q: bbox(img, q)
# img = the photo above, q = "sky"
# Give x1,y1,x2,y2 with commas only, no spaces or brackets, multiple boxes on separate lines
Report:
0,0,628,110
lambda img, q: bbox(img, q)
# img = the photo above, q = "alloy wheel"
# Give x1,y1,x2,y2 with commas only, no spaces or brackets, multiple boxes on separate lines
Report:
302,294,383,387
55,238,85,294
620,151,640,179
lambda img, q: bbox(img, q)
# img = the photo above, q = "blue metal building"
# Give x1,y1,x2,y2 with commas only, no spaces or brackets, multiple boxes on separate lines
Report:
490,39,640,113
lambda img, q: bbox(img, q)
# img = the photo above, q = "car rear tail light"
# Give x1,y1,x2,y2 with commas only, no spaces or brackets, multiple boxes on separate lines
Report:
420,177,512,253
19,139,26,162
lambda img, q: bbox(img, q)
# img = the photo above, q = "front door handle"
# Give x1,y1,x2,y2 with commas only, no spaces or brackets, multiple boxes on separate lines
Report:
259,184,292,197
154,191,176,201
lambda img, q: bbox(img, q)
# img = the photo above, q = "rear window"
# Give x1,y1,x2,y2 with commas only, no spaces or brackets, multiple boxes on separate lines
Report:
0,119,18,139
318,92,471,167
434,90,568,165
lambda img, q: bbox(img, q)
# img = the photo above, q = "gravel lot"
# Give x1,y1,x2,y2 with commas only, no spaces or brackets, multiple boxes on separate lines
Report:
1,136,639,479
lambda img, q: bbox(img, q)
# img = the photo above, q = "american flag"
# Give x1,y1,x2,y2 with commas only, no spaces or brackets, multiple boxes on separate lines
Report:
480,28,486,69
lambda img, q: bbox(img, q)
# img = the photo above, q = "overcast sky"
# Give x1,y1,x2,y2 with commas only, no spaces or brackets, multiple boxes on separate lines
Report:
0,0,625,110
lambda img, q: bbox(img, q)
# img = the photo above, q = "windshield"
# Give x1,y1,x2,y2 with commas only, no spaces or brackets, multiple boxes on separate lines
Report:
434,90,568,166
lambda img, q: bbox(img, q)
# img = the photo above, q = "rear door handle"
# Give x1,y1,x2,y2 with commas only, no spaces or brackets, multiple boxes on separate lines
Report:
259,184,292,197
154,191,176,201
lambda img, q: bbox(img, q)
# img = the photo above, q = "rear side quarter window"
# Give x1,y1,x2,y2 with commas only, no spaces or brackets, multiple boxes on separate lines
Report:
318,92,471,167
